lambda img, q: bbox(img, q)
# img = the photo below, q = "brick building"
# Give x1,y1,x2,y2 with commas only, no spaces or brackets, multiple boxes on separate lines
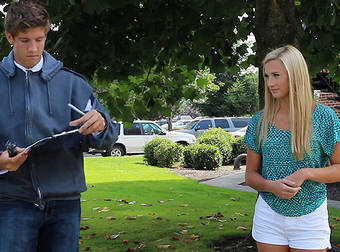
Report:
317,92,340,119
312,73,340,119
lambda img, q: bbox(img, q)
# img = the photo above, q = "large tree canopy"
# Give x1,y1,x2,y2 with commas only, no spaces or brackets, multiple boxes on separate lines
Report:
0,0,339,120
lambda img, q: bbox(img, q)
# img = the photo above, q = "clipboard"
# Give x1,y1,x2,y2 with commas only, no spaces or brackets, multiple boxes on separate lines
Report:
1,103,86,175
0,129,80,175
24,129,80,154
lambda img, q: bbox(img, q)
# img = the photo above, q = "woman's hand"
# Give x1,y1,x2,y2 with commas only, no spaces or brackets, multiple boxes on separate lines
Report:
0,147,27,172
268,179,301,199
284,169,308,188
245,148,301,199
268,169,308,199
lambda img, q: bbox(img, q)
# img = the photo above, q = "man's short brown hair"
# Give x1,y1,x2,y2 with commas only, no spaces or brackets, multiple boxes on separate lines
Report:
5,0,50,37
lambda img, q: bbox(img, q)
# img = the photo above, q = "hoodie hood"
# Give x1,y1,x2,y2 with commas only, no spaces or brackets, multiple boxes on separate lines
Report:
0,50,63,115
0,50,63,80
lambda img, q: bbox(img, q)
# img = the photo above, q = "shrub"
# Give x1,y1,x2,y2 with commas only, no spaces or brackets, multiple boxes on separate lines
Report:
183,144,196,168
144,138,171,166
154,141,183,168
231,136,247,158
197,128,233,164
144,138,183,167
185,143,222,170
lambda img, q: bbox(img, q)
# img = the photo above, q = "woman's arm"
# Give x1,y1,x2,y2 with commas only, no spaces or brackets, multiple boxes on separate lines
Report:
246,148,301,199
286,141,340,186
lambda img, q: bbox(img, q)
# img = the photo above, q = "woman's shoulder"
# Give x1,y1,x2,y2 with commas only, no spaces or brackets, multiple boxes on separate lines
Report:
250,110,264,121
246,110,263,132
313,102,338,120
313,103,340,136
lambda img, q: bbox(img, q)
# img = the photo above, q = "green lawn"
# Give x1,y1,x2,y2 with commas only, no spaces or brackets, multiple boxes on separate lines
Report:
79,156,340,251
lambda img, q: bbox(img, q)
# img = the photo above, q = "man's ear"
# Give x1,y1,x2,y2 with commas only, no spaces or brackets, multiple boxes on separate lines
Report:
5,31,14,45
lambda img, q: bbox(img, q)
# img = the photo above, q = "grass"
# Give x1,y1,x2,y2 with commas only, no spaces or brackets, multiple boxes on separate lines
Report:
79,156,340,251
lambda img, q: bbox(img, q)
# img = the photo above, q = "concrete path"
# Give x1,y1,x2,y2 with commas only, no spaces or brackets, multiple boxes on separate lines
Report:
199,171,340,209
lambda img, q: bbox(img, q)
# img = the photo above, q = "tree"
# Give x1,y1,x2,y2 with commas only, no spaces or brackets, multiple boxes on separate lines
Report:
92,63,215,123
0,0,338,118
196,72,258,116
0,0,245,122
252,0,340,107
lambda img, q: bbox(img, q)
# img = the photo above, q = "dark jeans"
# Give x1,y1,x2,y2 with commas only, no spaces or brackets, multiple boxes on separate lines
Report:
0,199,80,252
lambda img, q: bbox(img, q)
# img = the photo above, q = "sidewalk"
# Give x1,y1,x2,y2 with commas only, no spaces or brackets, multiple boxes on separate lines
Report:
199,172,340,209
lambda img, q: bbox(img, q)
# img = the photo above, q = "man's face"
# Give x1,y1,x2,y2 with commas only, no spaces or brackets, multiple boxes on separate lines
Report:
6,26,47,68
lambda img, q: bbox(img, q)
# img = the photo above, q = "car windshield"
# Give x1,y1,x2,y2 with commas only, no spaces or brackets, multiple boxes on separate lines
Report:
173,120,190,126
184,120,199,129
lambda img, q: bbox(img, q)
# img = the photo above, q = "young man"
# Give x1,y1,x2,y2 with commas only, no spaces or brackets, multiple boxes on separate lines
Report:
0,1,118,251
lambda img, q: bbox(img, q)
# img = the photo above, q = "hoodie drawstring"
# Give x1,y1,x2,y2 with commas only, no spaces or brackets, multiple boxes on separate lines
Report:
7,78,14,114
46,81,53,115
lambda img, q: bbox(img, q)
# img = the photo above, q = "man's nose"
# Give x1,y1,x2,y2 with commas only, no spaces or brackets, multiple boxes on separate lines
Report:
28,42,38,52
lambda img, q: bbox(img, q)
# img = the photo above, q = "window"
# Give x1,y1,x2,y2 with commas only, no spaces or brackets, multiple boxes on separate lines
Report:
185,120,199,129
141,123,162,135
231,118,251,128
124,123,142,135
214,119,230,129
197,120,212,130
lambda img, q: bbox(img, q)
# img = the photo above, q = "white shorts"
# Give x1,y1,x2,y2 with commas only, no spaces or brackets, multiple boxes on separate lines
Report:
252,195,331,250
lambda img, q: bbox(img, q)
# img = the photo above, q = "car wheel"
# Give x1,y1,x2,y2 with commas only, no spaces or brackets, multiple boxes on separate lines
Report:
108,145,125,157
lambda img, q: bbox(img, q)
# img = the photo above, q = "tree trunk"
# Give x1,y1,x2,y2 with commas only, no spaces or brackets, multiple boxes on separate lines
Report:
167,112,173,131
254,0,298,109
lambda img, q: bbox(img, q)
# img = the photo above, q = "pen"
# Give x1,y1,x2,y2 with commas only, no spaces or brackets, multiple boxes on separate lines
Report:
68,103,85,116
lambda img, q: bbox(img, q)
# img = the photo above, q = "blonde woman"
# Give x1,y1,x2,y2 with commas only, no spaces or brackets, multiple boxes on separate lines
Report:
244,45,340,252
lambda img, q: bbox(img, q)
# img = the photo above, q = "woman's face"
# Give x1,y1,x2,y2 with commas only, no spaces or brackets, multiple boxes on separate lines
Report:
264,59,289,100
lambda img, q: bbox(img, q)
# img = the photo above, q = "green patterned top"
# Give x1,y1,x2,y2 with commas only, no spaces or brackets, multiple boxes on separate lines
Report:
244,103,340,216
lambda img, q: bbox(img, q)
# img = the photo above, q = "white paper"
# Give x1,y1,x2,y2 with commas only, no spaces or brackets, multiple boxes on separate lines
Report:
0,169,8,175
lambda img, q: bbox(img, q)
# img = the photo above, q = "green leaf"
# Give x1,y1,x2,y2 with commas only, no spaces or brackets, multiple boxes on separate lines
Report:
331,13,336,26
196,78,209,88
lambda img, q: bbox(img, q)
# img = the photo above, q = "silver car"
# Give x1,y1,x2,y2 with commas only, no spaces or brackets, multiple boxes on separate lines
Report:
176,117,251,138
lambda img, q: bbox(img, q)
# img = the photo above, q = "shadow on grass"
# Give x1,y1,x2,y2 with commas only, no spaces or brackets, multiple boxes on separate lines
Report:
211,233,256,252
211,233,340,252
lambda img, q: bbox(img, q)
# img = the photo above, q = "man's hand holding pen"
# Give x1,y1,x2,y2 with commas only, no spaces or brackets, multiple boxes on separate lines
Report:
69,109,106,135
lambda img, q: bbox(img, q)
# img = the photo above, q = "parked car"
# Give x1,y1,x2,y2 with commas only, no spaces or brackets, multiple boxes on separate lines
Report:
87,120,196,157
155,120,168,126
176,117,251,138
231,126,248,138
161,119,193,130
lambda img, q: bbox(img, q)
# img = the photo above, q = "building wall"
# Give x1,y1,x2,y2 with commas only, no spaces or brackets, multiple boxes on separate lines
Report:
318,92,340,119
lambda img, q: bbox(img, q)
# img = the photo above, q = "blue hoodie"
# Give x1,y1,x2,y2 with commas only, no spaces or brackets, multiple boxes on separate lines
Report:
0,50,119,209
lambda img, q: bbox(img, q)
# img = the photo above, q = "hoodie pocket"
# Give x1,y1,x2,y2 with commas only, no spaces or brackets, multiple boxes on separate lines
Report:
31,148,86,199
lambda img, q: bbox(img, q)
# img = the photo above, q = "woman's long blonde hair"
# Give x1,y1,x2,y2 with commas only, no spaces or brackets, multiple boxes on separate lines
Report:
258,45,313,160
